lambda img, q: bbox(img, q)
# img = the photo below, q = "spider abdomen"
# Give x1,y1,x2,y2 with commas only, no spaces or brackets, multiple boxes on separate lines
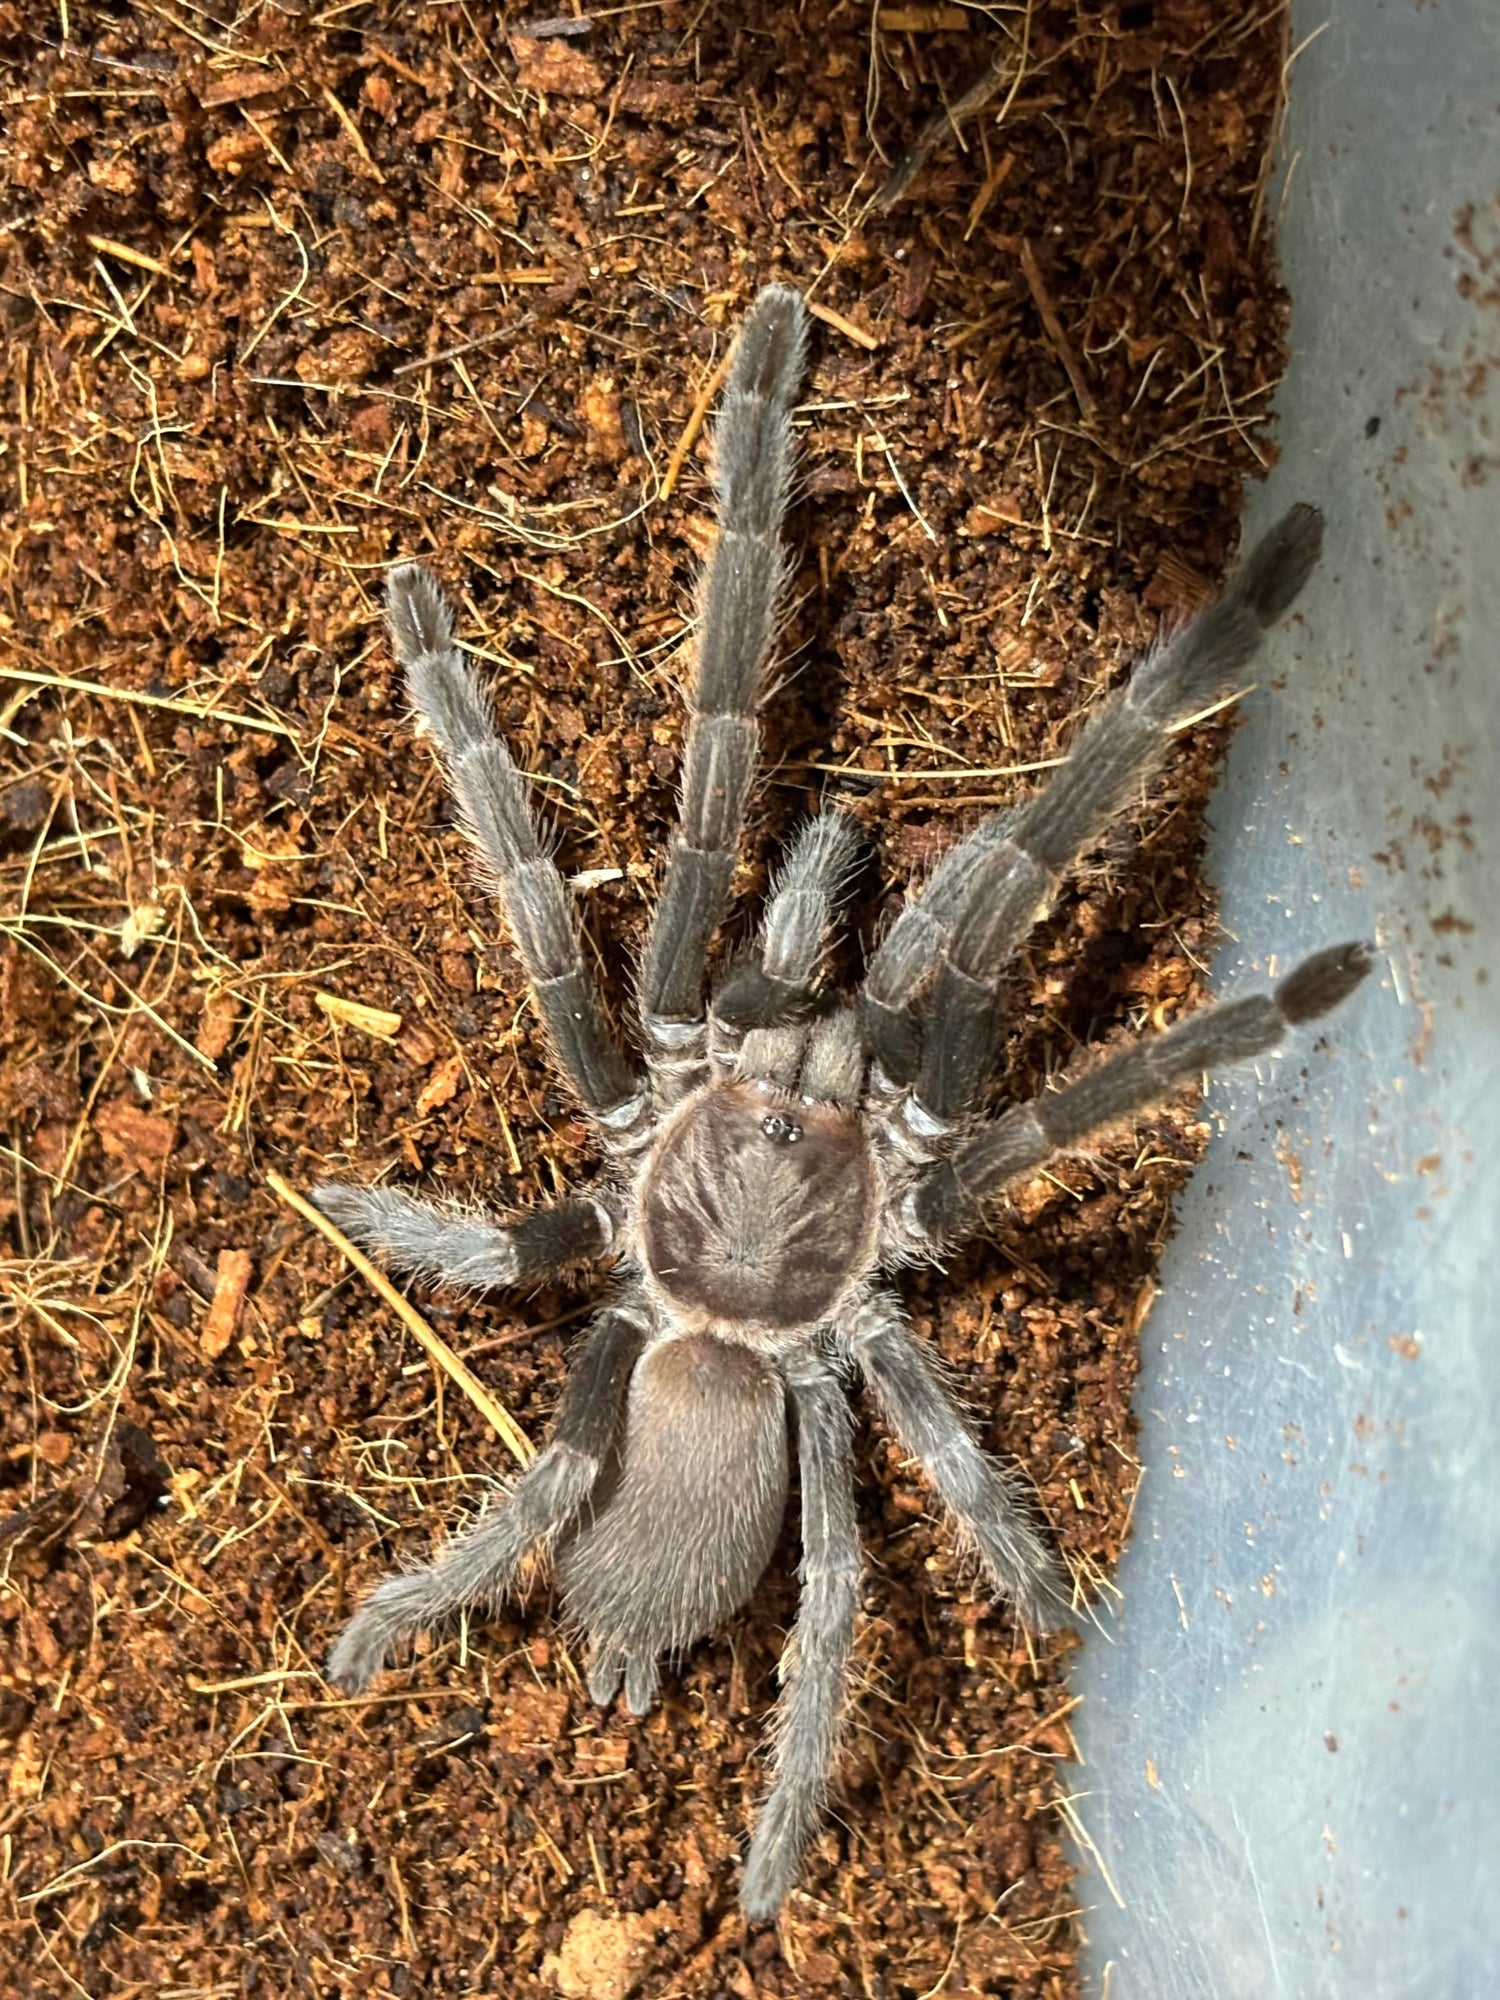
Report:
559,1334,790,1710
639,1080,879,1332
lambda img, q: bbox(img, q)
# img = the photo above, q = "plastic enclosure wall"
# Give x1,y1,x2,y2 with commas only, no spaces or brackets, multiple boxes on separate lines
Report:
1070,2,1500,1994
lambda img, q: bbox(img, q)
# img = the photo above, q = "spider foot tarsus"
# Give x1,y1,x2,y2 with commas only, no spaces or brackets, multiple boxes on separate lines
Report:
910,937,1375,1247
326,1572,441,1694
579,1644,662,1714
741,1787,812,1924
968,1512,1074,1633
843,1292,1068,1631
624,1652,660,1716
1232,500,1325,624
1276,938,1374,1023
585,1649,622,1707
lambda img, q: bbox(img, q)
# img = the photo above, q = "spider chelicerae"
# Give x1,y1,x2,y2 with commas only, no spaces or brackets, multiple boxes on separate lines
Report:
314,284,1370,1918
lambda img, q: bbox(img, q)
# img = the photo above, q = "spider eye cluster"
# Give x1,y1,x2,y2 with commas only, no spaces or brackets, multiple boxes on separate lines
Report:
760,1112,803,1144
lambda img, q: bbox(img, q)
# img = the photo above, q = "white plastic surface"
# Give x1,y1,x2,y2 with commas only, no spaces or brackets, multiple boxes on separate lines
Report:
1068,2,1500,1994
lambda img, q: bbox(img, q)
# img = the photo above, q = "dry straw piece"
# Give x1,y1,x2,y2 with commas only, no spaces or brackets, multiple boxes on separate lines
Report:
267,1170,534,1467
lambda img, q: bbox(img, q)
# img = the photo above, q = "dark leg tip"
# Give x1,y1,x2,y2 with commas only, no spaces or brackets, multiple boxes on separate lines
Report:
385,560,452,660
732,284,810,402
1235,503,1326,625
1276,939,1374,1025
325,1625,383,1696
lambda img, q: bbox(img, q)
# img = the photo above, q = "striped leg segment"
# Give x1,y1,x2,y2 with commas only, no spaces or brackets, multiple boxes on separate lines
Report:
863,507,1328,1123
388,563,646,1134
638,286,810,1055
909,940,1372,1246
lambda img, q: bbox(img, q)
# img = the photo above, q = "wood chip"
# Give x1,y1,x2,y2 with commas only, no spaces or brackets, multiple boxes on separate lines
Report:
315,991,404,1040
205,128,266,174
511,37,606,97
195,989,239,1061
396,1021,440,1066
415,1052,465,1117
962,499,1029,538
878,6,969,29
196,68,284,109
806,299,881,351
201,1249,254,1360
95,1098,177,1170
543,1908,653,2000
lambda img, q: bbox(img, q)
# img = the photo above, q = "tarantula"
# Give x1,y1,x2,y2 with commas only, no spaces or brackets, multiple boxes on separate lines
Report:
315,285,1370,1918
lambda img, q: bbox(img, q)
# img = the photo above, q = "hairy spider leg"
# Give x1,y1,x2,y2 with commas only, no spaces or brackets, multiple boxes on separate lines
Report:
909,939,1373,1246
740,1352,861,1921
841,1291,1069,1628
388,561,648,1138
710,810,864,1054
863,506,1327,1127
326,1305,647,1692
310,1183,620,1292
637,285,809,1084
